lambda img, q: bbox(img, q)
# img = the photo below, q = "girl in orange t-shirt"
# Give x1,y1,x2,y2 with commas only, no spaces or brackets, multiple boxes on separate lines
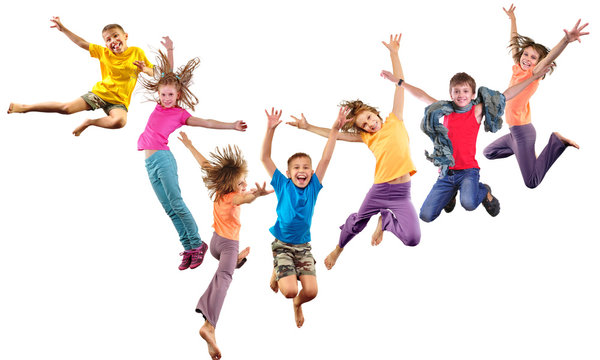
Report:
178,132,272,360
483,5,588,188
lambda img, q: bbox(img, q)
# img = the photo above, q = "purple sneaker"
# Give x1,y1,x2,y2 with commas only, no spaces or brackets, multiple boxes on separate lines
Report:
178,250,193,271
189,242,209,269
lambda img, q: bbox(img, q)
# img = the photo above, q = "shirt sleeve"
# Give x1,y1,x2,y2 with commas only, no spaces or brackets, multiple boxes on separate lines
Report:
138,48,153,68
270,168,284,194
181,109,192,125
89,43,101,59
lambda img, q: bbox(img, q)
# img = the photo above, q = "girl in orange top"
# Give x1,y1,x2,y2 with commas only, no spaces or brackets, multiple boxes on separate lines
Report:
178,132,272,360
287,34,420,270
483,4,588,188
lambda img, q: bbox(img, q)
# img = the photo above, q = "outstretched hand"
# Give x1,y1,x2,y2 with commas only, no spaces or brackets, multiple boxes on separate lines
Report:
564,19,589,43
161,36,173,50
380,70,400,84
250,182,274,197
381,33,402,53
335,106,352,130
133,60,147,72
287,113,309,130
50,16,65,32
265,108,282,130
234,120,248,132
177,131,192,147
503,4,516,20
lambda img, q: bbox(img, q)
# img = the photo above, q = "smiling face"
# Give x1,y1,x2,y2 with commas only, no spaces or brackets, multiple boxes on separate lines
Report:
234,174,248,193
286,156,313,188
354,110,382,133
102,27,128,54
158,84,180,108
519,46,540,71
450,83,475,108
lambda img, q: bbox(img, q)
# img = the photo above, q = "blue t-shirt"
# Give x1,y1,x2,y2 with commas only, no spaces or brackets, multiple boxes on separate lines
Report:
269,168,323,245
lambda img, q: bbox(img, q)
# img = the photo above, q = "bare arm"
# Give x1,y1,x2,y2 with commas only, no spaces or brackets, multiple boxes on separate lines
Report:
50,16,89,51
314,107,349,182
261,108,281,177
177,131,211,169
287,113,362,142
186,116,247,131
503,64,552,100
161,36,174,71
380,70,437,105
382,34,405,118
503,4,519,58
232,182,274,205
533,19,589,76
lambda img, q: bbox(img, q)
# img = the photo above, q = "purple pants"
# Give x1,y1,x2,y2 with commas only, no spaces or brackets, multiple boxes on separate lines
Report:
483,123,566,189
339,181,421,248
196,232,239,327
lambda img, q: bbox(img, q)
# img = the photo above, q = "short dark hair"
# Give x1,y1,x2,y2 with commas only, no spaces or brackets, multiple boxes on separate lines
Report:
102,24,125,34
449,72,476,94
287,152,312,168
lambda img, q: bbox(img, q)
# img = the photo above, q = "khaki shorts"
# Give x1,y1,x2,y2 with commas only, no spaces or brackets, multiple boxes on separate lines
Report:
81,92,127,115
271,239,316,280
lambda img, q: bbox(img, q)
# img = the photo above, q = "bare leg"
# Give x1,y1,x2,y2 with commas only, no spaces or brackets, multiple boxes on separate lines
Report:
237,246,249,265
269,269,279,293
73,108,127,136
324,245,343,270
371,215,383,246
293,275,317,328
199,320,221,360
8,97,90,114
554,132,580,149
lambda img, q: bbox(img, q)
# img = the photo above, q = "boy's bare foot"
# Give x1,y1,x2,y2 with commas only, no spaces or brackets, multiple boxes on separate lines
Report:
324,245,343,270
269,269,279,293
237,246,250,268
72,120,91,136
554,132,580,149
293,297,305,328
199,321,221,360
7,103,24,114
371,215,383,246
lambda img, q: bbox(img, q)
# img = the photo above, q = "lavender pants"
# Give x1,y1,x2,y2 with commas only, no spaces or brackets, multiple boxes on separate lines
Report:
483,123,566,189
196,232,239,327
339,181,421,248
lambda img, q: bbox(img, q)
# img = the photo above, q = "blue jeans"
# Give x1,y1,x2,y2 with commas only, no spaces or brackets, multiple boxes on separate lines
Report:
145,150,202,250
419,168,487,223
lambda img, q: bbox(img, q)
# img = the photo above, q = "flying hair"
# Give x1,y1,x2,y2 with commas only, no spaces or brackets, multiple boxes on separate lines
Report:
202,145,248,202
509,34,554,78
338,99,381,134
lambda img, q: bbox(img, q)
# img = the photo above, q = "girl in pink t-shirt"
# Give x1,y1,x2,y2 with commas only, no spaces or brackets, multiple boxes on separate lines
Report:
137,37,247,271
178,132,272,360
483,5,588,188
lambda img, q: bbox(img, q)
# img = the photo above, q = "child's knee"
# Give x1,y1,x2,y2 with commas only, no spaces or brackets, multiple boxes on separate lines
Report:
281,287,298,299
419,210,435,223
303,286,318,300
110,115,127,129
403,233,421,247
461,199,479,211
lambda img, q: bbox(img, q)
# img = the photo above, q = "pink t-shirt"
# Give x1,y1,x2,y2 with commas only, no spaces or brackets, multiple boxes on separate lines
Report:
443,107,480,170
137,104,191,150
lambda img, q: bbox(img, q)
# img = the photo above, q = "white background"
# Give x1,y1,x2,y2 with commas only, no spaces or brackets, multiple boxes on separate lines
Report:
1,0,599,359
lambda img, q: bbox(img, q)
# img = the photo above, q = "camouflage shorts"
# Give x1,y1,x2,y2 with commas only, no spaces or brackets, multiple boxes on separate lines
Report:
271,239,316,280
81,92,127,115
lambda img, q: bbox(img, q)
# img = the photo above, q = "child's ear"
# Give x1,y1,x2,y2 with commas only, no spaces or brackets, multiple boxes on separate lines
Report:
124,33,129,41
286,170,291,178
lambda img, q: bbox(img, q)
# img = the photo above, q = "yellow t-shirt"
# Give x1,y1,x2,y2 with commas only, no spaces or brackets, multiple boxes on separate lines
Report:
361,113,416,184
505,64,540,127
213,192,241,241
89,43,153,108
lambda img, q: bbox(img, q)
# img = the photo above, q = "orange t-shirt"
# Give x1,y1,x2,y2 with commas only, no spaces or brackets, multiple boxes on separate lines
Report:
213,192,241,241
505,64,540,126
360,113,416,184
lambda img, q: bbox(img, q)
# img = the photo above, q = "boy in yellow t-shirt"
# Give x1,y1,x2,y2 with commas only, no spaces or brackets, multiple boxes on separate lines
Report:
8,16,154,136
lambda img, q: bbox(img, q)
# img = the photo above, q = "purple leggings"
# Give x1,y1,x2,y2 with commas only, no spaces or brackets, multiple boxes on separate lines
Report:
196,232,239,327
339,181,421,248
483,123,566,189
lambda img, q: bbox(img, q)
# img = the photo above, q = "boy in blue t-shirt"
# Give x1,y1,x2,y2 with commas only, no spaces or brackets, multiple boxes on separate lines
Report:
261,107,347,328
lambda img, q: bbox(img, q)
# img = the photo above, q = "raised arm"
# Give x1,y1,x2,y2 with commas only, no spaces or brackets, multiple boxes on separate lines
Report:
186,116,247,131
232,182,274,205
503,4,519,58
314,107,350,182
382,34,404,118
261,108,282,177
503,64,552,100
533,19,589,76
161,36,174,71
50,16,89,51
286,113,362,142
380,70,437,106
177,131,211,169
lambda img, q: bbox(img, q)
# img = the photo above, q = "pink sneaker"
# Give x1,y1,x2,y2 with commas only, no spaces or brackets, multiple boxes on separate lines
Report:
178,250,193,271
189,242,209,269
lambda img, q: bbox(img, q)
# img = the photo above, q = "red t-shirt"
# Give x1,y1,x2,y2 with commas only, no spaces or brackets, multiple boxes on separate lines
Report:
443,107,480,170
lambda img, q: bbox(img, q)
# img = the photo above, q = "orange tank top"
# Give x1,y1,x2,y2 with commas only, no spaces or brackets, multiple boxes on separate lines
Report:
505,64,540,126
